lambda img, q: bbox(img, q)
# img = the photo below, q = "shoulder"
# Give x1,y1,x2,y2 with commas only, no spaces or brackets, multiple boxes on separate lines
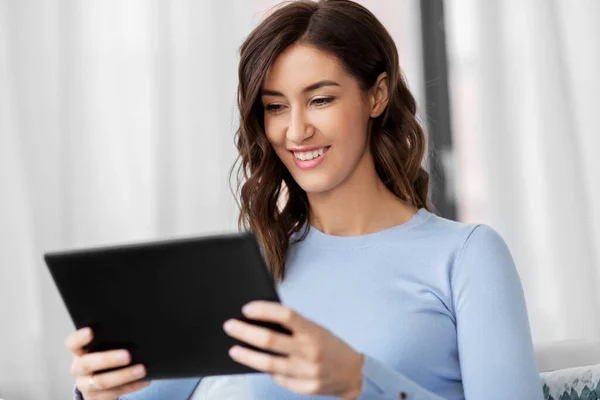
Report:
447,221,519,297
454,223,513,270
415,210,507,253
411,210,515,278
458,224,511,261
408,209,488,253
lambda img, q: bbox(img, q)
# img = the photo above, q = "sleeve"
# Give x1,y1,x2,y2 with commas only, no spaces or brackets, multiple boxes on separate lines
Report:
451,224,543,399
74,378,201,400
358,354,445,400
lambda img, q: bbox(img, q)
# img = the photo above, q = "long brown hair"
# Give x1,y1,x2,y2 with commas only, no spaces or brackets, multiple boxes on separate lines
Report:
231,0,431,283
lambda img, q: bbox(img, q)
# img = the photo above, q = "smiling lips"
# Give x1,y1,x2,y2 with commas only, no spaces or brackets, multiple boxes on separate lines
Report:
289,146,330,170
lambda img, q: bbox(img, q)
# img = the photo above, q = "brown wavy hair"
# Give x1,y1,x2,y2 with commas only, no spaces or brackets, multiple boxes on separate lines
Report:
231,0,432,283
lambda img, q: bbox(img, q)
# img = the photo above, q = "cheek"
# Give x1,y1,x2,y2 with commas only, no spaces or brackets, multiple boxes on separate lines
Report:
264,120,292,165
264,117,285,147
320,101,369,148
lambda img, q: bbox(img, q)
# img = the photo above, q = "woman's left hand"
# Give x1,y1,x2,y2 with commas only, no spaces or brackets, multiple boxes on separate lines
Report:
223,301,364,400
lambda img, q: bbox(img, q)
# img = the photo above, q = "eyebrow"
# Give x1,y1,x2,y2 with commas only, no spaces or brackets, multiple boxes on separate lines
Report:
261,80,341,97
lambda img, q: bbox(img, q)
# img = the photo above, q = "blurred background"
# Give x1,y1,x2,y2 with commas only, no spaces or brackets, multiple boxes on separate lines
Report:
1,0,598,398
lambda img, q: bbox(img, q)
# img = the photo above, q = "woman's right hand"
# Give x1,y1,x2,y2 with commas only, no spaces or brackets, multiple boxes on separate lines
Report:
66,327,151,400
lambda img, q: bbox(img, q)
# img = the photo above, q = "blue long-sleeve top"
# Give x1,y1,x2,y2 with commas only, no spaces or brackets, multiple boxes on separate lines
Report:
75,208,544,399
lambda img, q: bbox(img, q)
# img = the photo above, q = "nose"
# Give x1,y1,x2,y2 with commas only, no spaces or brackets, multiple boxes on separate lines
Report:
286,107,315,144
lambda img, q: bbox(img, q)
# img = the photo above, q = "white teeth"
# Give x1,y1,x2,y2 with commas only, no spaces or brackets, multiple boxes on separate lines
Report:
294,147,326,161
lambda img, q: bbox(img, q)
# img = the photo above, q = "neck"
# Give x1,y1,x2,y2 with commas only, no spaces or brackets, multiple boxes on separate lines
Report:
307,150,418,236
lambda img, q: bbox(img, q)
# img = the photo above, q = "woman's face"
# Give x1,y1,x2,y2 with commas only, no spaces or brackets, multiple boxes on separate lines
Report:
261,43,385,195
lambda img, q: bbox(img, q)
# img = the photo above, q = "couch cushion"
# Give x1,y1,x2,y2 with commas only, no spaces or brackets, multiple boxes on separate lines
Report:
536,339,600,372
540,363,600,399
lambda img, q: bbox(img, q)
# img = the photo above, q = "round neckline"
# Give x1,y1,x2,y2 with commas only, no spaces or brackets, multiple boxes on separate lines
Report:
302,207,433,249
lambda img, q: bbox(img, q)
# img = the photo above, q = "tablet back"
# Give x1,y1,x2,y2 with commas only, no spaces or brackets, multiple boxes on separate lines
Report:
44,231,290,379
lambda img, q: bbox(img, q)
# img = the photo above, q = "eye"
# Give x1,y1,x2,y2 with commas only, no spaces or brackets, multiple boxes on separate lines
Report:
311,97,335,108
264,103,286,114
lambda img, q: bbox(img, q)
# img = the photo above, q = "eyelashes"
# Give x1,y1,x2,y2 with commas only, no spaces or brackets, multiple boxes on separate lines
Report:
264,97,336,114
311,97,334,107
265,104,285,113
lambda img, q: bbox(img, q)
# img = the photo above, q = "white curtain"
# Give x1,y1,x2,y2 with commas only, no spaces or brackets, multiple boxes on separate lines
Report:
446,0,600,344
0,1,422,398
0,0,251,398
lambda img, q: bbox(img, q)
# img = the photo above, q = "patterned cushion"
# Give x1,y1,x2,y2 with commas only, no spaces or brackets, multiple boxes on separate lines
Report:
540,364,600,399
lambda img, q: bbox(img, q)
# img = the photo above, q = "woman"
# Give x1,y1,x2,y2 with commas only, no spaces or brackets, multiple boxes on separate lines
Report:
67,1,543,399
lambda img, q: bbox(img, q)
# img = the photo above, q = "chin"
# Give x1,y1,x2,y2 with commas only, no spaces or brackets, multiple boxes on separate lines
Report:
291,173,339,195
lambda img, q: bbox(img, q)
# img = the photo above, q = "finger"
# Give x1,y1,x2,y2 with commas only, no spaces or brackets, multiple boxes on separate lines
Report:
229,345,319,379
242,301,308,331
228,345,302,376
223,319,295,356
65,328,94,356
271,373,322,396
270,356,323,379
71,350,131,377
76,363,146,393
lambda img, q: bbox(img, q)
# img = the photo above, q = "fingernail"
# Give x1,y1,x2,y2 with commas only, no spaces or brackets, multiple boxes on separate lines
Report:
223,320,234,332
133,365,146,377
242,303,256,314
117,351,130,363
229,346,239,357
82,328,91,337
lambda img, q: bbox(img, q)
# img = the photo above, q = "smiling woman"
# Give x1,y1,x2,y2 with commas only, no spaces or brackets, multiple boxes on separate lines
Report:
234,0,431,285
67,1,544,399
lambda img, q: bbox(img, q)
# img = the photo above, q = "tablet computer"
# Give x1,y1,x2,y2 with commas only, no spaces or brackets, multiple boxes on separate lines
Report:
44,231,291,380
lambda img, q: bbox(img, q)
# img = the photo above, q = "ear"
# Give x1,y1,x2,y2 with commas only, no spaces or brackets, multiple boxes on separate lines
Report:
369,72,389,118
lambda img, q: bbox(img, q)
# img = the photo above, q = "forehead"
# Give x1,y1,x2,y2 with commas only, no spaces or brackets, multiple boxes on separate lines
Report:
263,43,352,91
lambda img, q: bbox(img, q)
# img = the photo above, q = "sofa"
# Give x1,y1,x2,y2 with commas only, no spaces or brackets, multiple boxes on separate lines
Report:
536,339,600,399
